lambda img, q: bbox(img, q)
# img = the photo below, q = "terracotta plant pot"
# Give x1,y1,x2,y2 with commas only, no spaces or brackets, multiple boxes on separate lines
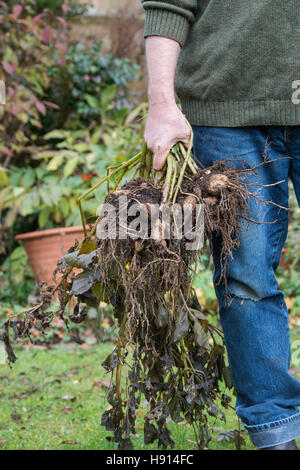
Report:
15,226,86,286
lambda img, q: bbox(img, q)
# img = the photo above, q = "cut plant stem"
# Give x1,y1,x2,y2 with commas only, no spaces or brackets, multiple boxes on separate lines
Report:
161,153,174,203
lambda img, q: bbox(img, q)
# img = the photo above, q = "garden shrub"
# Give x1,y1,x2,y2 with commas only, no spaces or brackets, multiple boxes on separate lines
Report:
0,1,143,310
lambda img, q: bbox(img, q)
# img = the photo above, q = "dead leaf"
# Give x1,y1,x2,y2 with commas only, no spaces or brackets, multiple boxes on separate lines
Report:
61,407,73,414
60,440,78,445
63,394,77,402
286,297,294,310
11,413,22,421
93,379,110,389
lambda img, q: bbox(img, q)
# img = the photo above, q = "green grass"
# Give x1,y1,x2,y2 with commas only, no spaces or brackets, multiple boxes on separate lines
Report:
0,330,299,451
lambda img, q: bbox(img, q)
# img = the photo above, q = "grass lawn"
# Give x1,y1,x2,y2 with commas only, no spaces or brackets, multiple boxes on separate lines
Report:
0,328,299,451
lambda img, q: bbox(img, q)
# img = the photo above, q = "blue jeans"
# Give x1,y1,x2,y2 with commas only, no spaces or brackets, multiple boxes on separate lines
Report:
192,126,300,448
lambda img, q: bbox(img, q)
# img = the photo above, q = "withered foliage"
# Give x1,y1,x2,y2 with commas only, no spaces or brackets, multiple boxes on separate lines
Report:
0,282,54,363
1,157,285,449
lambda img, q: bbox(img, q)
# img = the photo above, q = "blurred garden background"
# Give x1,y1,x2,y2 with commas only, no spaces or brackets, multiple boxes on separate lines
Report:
0,0,299,451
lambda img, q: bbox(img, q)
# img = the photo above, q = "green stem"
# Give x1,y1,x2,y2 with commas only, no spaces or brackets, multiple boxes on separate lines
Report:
113,159,138,191
168,163,177,203
145,149,153,179
130,162,143,180
140,141,148,178
161,153,174,203
178,142,197,175
77,152,141,236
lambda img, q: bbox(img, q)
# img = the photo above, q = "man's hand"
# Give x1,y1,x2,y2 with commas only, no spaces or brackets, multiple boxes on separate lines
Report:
144,36,191,171
144,102,191,171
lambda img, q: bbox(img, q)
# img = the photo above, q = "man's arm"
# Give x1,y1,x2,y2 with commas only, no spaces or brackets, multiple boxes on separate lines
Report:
144,36,191,171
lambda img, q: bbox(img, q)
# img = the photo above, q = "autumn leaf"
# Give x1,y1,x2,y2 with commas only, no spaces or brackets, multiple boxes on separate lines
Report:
63,394,77,402
57,16,68,29
60,407,73,414
11,413,22,421
35,100,46,115
59,55,67,68
62,4,69,15
56,43,67,53
13,5,23,18
60,440,78,445
2,62,15,75
42,26,52,44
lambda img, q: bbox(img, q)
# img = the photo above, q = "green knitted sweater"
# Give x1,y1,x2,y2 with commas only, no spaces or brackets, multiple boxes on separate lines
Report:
141,0,300,126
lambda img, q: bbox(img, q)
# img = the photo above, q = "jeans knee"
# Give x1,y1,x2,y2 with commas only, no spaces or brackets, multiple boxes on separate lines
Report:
222,277,276,302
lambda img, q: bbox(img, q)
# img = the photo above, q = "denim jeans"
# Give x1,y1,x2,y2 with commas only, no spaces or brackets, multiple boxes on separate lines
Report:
192,125,300,448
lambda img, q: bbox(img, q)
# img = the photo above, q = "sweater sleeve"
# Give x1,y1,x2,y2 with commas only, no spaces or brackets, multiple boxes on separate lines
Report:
141,1,198,47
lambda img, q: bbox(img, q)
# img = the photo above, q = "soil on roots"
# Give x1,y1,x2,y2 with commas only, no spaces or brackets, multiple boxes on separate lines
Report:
97,178,194,348
96,162,250,347
180,161,251,282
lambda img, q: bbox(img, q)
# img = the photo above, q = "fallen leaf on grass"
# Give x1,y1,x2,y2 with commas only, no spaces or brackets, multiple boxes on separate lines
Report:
60,407,73,414
72,378,83,384
10,413,22,421
60,440,78,445
63,394,77,402
93,379,110,389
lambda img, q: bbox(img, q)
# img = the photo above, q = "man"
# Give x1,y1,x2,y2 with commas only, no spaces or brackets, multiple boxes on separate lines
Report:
141,0,300,450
